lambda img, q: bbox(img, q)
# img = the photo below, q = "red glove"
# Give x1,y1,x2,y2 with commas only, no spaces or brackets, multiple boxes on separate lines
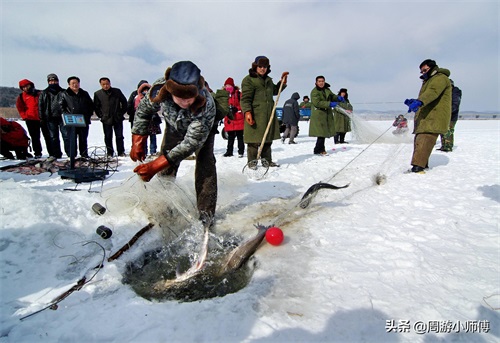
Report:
281,71,289,84
133,155,170,182
245,111,255,126
130,134,148,162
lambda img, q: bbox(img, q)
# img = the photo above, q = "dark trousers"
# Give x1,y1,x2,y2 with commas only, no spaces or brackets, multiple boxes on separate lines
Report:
226,130,244,155
46,120,67,158
40,121,52,157
102,122,125,156
247,142,272,163
69,126,89,157
314,137,326,154
160,124,217,219
25,120,42,156
0,141,29,159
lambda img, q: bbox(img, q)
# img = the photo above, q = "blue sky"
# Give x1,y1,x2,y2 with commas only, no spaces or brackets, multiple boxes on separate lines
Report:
1,0,498,112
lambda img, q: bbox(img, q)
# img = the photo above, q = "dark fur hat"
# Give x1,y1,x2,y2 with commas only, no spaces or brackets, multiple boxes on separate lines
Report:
162,61,204,99
338,88,349,100
250,56,271,76
150,61,206,113
253,56,270,68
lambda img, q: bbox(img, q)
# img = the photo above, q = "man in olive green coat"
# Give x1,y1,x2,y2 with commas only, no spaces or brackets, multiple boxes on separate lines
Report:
309,76,343,155
241,56,288,167
333,88,353,144
404,59,452,173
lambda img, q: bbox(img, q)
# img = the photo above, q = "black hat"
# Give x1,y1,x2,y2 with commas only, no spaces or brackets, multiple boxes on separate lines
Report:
47,73,59,82
165,61,202,99
419,59,437,69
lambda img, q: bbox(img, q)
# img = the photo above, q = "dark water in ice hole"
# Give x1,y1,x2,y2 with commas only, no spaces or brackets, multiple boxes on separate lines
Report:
123,237,256,302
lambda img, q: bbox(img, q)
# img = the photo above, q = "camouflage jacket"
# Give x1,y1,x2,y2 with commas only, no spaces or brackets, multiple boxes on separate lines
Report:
131,77,216,164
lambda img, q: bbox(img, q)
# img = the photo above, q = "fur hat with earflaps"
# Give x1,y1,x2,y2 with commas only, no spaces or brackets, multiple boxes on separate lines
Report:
150,61,206,113
250,56,271,76
338,88,349,100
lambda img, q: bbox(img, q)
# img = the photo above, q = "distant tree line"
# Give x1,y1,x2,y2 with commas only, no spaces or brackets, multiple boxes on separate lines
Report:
0,86,20,107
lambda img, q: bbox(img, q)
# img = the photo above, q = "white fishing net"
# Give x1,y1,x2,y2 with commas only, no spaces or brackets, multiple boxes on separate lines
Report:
100,175,200,243
337,107,414,144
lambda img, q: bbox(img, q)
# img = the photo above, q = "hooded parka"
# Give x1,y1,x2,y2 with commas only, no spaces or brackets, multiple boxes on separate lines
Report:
282,92,301,126
414,67,452,134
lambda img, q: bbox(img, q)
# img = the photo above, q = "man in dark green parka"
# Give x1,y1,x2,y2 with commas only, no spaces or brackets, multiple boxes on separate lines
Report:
240,56,288,167
404,59,452,173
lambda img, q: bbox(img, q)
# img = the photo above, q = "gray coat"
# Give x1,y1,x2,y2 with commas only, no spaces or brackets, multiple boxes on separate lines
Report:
282,92,300,126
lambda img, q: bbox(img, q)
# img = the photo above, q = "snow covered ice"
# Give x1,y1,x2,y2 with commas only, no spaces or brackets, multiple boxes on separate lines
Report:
0,116,498,342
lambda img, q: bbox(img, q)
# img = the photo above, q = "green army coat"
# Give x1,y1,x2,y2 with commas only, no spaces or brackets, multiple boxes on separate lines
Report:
309,86,338,138
333,101,353,133
414,67,452,134
240,73,285,144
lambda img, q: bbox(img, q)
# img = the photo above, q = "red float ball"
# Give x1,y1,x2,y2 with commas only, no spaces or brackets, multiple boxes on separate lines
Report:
266,227,284,246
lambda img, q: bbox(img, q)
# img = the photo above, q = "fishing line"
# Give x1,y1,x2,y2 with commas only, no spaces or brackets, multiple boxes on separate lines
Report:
269,119,396,227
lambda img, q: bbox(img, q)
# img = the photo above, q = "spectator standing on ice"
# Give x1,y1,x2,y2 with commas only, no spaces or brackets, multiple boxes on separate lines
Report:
438,79,462,152
133,82,162,157
59,76,94,158
309,76,343,155
130,61,217,224
404,59,452,173
16,79,47,158
93,77,128,157
281,92,300,144
333,88,352,144
39,73,67,159
299,95,311,109
222,77,244,157
127,80,149,129
240,56,288,167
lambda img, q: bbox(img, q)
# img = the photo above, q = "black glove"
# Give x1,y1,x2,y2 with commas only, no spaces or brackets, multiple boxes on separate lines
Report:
227,106,235,120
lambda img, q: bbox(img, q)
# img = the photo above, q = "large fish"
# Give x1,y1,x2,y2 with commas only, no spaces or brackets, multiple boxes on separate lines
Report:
150,224,269,297
141,182,348,301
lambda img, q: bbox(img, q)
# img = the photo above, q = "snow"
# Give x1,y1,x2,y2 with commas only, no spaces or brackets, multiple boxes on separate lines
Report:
0,116,499,343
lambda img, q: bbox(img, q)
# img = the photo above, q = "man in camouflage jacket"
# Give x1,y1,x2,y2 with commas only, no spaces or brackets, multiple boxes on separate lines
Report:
130,61,217,222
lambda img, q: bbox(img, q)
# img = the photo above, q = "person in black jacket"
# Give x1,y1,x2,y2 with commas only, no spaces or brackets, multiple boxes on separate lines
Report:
59,76,94,158
126,80,149,129
438,79,462,152
93,77,128,157
281,92,300,144
38,73,67,158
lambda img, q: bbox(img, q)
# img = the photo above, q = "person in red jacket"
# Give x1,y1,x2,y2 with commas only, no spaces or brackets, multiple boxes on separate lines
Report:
222,78,244,157
0,117,32,159
16,79,49,158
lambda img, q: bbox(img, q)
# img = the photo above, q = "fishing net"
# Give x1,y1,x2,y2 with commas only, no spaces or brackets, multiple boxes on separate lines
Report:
242,158,269,180
100,175,200,242
338,107,414,144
